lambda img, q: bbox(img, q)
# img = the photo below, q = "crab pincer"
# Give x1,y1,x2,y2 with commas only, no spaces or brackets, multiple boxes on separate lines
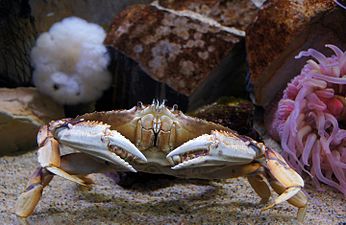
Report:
167,130,307,222
54,120,147,171
15,119,147,218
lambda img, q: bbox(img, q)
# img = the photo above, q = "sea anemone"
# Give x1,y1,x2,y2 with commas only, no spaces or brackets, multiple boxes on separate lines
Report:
31,17,111,105
270,44,346,195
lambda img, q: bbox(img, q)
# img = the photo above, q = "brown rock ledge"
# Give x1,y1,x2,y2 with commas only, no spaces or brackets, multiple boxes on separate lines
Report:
246,0,345,107
104,1,259,110
0,88,64,155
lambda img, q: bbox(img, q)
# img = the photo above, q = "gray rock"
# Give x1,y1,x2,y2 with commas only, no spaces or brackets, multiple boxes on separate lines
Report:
0,87,64,155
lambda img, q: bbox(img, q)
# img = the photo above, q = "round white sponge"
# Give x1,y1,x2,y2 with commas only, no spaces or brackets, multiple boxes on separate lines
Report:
31,17,111,104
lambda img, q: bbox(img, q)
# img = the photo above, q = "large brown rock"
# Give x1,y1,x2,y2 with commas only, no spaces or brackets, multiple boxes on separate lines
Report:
29,0,153,32
104,0,259,111
158,0,259,32
189,97,255,136
246,0,345,107
0,88,64,155
0,0,36,87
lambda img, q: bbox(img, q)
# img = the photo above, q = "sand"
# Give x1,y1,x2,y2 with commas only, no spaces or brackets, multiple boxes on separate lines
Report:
1,150,345,225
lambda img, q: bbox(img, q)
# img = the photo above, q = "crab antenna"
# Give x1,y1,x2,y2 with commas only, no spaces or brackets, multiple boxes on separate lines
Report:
159,99,167,109
156,99,159,109
151,99,168,111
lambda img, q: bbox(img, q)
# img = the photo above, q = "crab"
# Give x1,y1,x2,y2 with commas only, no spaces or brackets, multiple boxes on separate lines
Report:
15,100,308,221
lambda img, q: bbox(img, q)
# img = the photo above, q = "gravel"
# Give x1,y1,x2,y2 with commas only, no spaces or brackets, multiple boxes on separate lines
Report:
1,150,345,225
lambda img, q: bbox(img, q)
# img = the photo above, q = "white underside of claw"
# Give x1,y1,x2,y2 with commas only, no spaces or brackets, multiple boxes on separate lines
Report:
171,156,221,169
168,131,258,169
167,134,213,158
55,121,146,172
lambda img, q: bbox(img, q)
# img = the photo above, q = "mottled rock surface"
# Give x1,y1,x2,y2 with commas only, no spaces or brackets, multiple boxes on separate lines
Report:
159,0,259,31
105,0,258,110
189,97,255,135
1,151,345,224
247,0,346,107
0,88,64,155
106,2,245,96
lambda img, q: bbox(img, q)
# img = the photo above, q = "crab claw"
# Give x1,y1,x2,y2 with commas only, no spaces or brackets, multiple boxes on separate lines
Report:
167,131,259,170
55,121,146,172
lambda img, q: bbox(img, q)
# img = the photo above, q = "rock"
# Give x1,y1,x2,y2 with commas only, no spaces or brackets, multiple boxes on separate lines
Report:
0,0,36,87
158,0,260,31
104,1,259,111
246,0,345,107
29,0,153,32
0,88,64,155
188,97,255,136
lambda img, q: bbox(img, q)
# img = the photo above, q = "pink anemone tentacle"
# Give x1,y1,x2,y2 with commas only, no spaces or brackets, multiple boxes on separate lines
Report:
271,44,346,195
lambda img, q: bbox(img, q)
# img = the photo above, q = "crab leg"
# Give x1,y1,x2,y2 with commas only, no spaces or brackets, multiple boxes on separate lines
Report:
15,167,53,217
269,180,308,222
16,125,89,217
16,120,147,218
37,125,87,185
247,173,271,204
15,152,124,218
262,148,307,222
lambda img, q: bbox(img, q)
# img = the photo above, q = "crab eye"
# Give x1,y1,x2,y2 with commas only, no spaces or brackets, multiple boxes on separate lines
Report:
137,101,144,109
53,84,60,90
171,104,178,112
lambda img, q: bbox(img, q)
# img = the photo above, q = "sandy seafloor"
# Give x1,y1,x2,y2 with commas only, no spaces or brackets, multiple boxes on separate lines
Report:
1,150,345,225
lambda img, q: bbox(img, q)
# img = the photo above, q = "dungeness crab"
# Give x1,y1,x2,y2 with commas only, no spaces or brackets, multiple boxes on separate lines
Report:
15,100,308,221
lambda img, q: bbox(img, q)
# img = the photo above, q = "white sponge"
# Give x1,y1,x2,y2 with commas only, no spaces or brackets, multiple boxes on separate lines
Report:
31,17,111,104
